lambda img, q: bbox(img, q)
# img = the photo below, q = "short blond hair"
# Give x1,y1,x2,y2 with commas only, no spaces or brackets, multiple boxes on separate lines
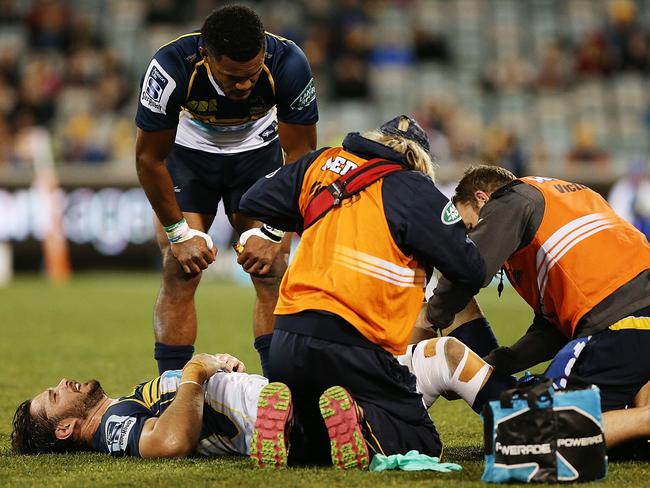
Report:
362,129,436,180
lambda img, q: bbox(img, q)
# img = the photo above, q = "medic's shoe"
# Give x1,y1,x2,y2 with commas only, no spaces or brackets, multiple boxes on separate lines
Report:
250,382,292,469
319,385,370,470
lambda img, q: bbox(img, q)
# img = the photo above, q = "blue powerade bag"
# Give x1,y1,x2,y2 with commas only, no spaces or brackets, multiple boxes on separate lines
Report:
481,377,607,483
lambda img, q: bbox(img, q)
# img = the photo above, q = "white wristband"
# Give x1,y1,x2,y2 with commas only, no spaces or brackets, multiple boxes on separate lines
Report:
239,226,284,245
175,229,214,249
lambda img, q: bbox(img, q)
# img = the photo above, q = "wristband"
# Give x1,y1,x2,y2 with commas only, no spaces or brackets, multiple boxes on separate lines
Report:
164,218,214,249
164,218,190,243
239,226,285,246
179,380,204,388
261,224,285,242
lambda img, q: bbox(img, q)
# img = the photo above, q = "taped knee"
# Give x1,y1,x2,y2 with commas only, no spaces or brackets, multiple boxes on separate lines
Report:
411,337,453,408
445,337,492,406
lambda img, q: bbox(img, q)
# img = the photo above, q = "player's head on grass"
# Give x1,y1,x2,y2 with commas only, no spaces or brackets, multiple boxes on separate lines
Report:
201,5,266,101
363,115,435,179
11,378,106,454
452,165,516,230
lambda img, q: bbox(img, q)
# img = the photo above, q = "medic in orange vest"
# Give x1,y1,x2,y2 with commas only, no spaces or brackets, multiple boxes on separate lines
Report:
426,165,650,412
238,116,486,468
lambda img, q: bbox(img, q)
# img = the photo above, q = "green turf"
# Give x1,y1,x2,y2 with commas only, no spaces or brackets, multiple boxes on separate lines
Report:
0,273,646,486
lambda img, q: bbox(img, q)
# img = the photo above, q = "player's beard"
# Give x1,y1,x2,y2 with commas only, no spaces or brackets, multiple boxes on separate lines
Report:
70,380,106,419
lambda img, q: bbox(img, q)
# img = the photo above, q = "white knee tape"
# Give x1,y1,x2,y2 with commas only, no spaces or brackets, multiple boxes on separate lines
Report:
410,337,492,409
448,342,491,406
410,337,452,408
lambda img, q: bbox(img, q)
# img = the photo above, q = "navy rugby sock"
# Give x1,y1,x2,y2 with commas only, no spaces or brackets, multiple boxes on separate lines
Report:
154,342,194,375
471,370,518,413
448,318,499,358
254,333,273,378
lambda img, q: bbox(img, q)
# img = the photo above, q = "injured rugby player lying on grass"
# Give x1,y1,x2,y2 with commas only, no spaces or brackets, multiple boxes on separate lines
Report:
11,341,649,464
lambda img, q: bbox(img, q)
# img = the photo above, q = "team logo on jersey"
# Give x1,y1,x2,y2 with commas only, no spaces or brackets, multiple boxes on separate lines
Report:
140,60,176,115
105,415,136,453
290,78,316,111
441,201,462,225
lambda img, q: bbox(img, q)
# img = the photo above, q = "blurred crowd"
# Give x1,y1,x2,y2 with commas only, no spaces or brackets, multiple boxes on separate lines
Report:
1,0,650,175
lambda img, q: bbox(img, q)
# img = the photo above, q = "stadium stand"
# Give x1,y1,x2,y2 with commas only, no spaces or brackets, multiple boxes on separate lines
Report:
1,0,649,178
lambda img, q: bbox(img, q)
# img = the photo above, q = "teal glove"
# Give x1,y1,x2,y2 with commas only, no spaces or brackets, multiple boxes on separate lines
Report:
369,450,462,472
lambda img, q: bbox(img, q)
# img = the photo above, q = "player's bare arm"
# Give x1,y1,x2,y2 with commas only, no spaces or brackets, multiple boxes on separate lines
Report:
138,353,245,458
234,122,316,276
135,128,216,274
278,122,317,164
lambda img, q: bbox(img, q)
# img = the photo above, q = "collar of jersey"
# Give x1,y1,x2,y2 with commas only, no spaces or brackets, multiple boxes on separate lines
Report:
203,61,227,97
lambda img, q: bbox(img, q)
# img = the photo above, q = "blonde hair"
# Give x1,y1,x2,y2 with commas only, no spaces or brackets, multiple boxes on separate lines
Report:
362,129,436,181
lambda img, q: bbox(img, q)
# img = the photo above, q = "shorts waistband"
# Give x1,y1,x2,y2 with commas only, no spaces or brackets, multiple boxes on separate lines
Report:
275,310,386,352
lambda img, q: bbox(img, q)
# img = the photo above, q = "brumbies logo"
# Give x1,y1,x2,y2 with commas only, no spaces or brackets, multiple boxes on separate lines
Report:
290,78,316,110
441,201,462,225
105,415,136,454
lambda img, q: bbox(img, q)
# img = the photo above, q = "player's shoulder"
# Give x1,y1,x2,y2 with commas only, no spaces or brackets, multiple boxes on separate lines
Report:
264,31,309,72
94,397,152,456
149,31,202,73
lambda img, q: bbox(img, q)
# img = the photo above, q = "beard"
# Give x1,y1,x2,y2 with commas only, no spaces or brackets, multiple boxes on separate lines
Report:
70,380,106,419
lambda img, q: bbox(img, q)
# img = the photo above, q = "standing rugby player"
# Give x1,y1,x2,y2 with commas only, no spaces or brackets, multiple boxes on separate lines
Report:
135,5,318,376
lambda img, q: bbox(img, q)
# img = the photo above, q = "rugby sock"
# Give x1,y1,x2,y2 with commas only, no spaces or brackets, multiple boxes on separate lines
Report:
448,318,499,357
471,370,517,413
154,342,195,375
254,333,273,378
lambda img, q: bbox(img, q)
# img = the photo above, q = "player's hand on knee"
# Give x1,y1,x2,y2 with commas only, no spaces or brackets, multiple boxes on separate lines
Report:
213,353,246,373
186,353,245,379
236,235,280,276
171,235,217,274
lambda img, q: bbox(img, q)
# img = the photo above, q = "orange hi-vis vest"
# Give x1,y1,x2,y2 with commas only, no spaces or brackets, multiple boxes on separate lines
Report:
275,147,426,355
505,176,650,338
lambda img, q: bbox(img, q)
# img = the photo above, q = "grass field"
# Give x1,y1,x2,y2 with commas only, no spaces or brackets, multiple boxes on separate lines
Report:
0,273,647,487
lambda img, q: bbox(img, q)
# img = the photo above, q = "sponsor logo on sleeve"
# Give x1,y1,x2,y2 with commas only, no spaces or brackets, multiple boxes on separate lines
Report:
140,60,176,115
105,415,137,454
441,201,462,225
289,78,316,111
265,168,281,178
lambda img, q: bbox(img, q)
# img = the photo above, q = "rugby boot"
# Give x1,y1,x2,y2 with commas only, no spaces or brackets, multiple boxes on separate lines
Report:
319,385,370,470
250,382,293,469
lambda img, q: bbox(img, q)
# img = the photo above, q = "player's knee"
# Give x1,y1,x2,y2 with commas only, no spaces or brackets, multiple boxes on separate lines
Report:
251,272,282,296
160,248,202,287
443,337,466,375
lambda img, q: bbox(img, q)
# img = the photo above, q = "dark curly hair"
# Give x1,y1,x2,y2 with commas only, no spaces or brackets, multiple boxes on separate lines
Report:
12,400,84,455
202,5,265,61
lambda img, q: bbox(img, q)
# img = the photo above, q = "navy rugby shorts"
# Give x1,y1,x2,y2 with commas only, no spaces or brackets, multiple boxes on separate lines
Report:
269,311,442,465
545,305,650,411
165,139,283,215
